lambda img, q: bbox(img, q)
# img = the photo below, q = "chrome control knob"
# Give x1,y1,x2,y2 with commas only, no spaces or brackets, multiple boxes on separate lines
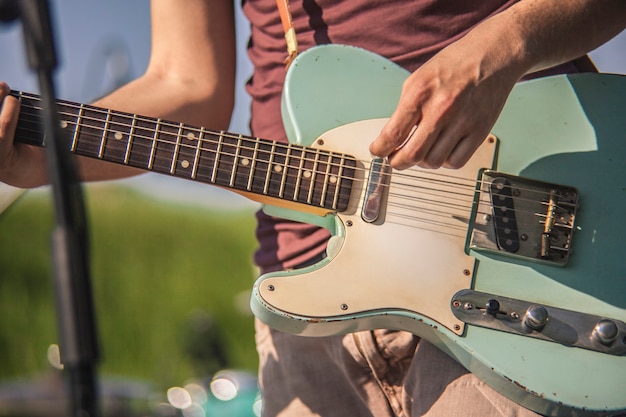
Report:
593,319,619,345
523,305,549,331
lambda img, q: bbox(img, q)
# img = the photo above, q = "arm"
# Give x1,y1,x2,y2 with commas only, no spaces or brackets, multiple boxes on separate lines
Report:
0,0,236,187
370,0,626,170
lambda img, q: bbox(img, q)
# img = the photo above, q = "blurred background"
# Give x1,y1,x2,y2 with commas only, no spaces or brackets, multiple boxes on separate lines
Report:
0,2,624,416
0,2,259,416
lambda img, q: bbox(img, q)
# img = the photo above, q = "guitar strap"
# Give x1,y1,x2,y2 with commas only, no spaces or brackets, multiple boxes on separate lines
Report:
276,0,298,69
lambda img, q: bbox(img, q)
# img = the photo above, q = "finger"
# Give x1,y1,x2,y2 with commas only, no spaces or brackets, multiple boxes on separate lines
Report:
0,82,9,95
370,100,421,158
386,121,440,170
413,125,463,169
0,95,20,145
443,132,488,169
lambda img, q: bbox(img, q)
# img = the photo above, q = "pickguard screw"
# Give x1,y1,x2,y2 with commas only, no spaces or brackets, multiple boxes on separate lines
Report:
317,139,325,146
452,300,461,308
346,220,353,227
267,285,275,291
454,324,461,331
340,304,348,310
463,269,471,276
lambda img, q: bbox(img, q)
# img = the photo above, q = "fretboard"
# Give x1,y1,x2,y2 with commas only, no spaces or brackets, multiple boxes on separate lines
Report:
11,91,356,212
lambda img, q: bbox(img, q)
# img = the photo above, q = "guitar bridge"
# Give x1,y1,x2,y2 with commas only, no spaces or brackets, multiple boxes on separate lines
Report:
469,171,579,266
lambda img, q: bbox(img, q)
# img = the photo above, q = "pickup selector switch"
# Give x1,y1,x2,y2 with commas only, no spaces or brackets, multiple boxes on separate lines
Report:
485,299,500,316
523,305,549,331
452,289,626,355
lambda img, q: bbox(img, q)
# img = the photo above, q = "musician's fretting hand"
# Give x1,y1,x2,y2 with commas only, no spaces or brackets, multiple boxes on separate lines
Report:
0,82,48,188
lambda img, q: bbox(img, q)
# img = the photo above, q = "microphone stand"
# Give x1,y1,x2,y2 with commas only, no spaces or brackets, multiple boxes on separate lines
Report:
1,1,101,416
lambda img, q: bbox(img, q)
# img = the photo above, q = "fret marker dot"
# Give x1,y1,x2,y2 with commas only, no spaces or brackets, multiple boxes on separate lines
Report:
330,176,338,184
274,165,283,173
241,158,250,166
60,121,68,129
187,132,196,140
304,170,312,179
181,160,190,169
114,132,123,140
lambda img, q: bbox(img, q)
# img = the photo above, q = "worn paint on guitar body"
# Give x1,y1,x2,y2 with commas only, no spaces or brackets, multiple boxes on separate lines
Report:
250,45,626,416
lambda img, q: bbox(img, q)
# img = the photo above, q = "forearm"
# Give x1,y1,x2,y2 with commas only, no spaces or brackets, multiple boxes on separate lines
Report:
371,0,625,169
75,0,236,182
470,0,626,80
77,70,235,182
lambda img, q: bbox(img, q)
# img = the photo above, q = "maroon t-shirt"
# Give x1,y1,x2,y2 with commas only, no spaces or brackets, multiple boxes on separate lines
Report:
241,0,591,273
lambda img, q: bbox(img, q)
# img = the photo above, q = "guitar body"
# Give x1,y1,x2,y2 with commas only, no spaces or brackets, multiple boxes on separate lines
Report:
250,45,626,416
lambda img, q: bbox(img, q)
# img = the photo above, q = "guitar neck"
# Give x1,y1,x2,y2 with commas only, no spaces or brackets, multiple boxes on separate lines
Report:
11,91,356,212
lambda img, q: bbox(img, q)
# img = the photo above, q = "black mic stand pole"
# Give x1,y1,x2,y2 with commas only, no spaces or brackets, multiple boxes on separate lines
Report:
1,1,101,416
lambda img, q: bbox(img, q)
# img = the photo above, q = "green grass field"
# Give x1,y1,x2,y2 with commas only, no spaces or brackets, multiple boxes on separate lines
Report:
0,183,260,390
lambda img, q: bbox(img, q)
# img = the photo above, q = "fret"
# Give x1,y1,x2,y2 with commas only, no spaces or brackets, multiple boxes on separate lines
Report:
191,127,205,180
126,116,158,168
263,143,277,195
171,122,184,174
320,152,333,206
293,147,306,202
152,120,180,174
123,115,137,164
230,135,243,187
98,109,112,158
75,107,108,159
279,145,291,198
307,151,321,204
169,126,198,178
211,132,224,184
332,155,346,209
337,157,357,211
148,119,161,170
247,139,260,191
98,111,134,164
71,104,85,152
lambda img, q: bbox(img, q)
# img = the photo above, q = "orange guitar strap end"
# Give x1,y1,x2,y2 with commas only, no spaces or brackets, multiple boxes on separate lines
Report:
276,0,298,69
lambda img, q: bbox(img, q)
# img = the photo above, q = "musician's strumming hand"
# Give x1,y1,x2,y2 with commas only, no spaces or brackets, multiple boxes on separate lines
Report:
370,0,626,171
369,38,519,171
0,82,48,188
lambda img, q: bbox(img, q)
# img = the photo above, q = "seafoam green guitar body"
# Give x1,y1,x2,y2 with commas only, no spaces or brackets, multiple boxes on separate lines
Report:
251,45,626,416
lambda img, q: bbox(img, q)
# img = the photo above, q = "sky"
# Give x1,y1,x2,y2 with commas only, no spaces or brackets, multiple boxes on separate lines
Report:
0,1,624,210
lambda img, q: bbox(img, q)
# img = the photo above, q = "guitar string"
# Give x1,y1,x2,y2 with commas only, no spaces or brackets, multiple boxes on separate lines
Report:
12,95,562,205
14,101,570,228
13,108,565,234
15,119,568,240
17,97,471,185
16,125,568,244
14,116,554,212
13,107,565,223
11,93,514,189
14,100,562,206
14,103,482,195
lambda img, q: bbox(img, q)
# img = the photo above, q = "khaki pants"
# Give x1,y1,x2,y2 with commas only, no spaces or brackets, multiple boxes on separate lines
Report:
256,319,542,417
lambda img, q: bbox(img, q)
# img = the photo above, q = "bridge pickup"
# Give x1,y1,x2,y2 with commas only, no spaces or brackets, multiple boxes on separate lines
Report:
469,171,579,266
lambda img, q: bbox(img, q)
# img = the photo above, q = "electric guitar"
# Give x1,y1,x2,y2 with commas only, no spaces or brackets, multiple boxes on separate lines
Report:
11,45,626,416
